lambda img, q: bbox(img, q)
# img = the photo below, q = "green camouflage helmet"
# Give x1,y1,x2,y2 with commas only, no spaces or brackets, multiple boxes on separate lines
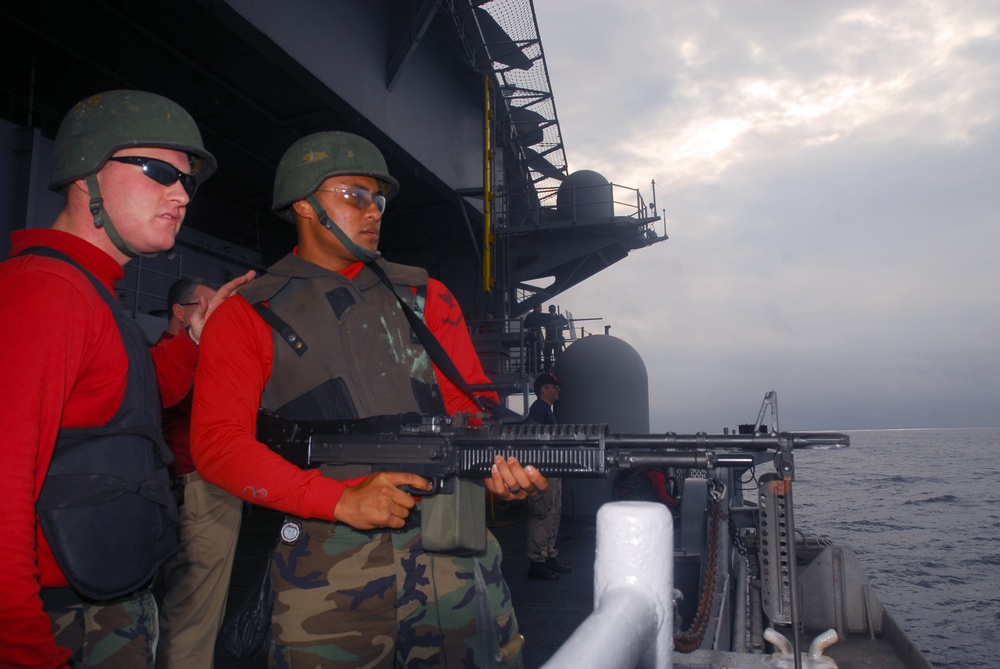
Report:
272,131,399,221
49,90,216,192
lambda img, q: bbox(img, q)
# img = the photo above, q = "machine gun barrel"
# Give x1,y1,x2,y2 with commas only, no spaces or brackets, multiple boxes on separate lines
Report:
609,431,850,450
257,411,849,492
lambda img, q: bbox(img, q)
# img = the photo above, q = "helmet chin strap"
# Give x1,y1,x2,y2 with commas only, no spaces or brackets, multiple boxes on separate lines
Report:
306,195,377,263
84,175,154,259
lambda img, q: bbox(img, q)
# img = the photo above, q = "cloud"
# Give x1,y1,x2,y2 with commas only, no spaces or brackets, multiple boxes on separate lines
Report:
544,0,1000,180
536,0,1000,428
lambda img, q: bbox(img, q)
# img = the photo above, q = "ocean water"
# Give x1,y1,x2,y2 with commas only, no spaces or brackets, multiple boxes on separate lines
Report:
792,427,1000,669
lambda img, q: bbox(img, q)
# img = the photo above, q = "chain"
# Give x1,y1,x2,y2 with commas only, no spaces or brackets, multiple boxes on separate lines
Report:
674,500,722,653
729,515,755,558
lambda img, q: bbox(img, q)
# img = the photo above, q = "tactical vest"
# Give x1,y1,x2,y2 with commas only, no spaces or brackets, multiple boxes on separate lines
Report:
244,254,486,555
240,254,445,422
25,247,179,602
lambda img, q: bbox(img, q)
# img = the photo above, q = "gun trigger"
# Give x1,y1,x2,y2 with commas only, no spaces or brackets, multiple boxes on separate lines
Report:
401,481,441,496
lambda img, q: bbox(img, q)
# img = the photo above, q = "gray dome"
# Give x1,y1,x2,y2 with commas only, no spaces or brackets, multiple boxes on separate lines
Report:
555,170,614,220
553,334,649,432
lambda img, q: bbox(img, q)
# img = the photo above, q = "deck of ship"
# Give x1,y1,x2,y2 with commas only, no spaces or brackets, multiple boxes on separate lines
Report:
204,498,925,669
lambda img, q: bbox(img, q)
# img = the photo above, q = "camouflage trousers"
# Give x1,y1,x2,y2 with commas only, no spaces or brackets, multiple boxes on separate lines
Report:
268,511,522,669
47,587,158,667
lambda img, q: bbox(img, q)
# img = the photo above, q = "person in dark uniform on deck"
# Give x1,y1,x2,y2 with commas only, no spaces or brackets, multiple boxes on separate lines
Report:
524,372,572,580
543,305,568,371
523,303,547,373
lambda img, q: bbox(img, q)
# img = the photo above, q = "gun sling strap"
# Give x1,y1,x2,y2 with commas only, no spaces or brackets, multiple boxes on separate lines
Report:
365,260,516,420
367,261,498,555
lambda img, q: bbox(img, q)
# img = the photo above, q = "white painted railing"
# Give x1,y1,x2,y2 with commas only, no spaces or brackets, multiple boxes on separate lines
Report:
541,501,674,669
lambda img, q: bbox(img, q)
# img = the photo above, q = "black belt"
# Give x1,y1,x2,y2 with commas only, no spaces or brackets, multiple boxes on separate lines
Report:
171,471,201,487
41,584,147,609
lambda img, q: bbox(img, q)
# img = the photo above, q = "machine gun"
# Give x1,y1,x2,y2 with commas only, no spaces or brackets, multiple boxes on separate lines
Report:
257,392,849,493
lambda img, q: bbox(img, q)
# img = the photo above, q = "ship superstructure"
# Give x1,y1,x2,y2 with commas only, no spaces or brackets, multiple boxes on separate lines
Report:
0,3,932,667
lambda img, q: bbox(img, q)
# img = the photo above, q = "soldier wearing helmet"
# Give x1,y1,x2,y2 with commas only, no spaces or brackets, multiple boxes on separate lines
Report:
48,89,218,262
191,131,545,667
0,90,253,668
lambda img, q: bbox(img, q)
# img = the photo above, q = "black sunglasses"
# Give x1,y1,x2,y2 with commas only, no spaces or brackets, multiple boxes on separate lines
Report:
107,156,198,198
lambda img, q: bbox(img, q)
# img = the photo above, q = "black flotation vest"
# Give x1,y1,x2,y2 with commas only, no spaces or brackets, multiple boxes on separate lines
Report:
24,246,179,602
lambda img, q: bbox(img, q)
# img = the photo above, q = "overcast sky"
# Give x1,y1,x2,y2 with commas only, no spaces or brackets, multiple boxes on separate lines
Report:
533,1,999,431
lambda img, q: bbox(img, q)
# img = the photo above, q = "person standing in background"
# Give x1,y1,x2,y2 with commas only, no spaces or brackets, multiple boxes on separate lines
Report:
523,303,547,373
543,305,568,371
156,277,243,669
524,372,572,581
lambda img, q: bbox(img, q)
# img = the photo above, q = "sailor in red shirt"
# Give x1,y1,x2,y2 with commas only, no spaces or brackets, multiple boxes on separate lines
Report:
0,90,252,669
191,131,546,667
156,278,244,669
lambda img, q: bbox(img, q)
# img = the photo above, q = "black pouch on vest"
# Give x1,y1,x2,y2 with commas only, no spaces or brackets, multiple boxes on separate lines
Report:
36,429,178,601
420,479,487,556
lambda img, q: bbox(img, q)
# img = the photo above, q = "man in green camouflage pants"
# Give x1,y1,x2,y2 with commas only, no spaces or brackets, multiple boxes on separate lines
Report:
47,591,159,666
191,131,547,667
269,518,517,666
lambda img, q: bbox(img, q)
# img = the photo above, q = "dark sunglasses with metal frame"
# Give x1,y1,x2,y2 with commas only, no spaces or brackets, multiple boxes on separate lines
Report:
315,186,387,214
107,156,198,198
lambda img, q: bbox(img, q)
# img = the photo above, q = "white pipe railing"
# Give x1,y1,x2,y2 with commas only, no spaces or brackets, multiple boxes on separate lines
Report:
542,501,674,669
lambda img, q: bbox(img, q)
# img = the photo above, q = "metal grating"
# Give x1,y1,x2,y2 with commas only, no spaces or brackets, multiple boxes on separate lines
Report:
446,0,569,195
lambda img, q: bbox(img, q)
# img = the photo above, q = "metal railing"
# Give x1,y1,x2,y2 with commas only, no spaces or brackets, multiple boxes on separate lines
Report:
541,502,675,669
468,315,588,378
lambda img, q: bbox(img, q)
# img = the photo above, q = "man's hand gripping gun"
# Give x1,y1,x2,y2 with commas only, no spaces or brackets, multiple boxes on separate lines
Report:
257,393,849,493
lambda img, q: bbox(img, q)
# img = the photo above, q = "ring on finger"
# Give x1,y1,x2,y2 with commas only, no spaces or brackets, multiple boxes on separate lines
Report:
508,484,521,493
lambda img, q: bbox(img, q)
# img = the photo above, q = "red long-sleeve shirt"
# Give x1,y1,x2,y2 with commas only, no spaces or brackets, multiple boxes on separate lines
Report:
0,229,199,669
190,259,495,519
157,331,198,476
